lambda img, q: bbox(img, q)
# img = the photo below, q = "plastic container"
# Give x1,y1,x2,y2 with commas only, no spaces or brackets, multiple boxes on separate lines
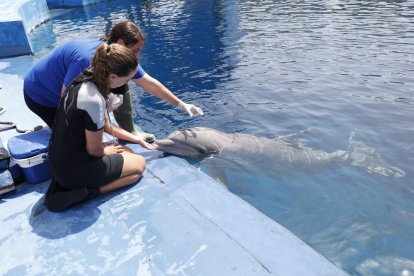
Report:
7,129,51,184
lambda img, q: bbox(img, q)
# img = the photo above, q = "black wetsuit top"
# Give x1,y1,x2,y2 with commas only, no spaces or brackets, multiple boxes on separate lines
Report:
48,76,123,189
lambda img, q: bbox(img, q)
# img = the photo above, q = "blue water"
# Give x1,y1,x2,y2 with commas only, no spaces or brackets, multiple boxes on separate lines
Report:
29,0,414,275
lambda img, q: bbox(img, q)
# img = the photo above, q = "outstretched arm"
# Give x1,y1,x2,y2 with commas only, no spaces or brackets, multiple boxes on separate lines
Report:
133,74,204,117
103,112,156,150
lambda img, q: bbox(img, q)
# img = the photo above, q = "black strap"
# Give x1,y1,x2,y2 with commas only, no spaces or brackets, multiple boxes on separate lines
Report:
0,121,16,132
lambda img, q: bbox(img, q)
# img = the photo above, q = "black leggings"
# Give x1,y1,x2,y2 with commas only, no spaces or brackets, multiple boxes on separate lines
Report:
51,153,125,190
24,90,57,129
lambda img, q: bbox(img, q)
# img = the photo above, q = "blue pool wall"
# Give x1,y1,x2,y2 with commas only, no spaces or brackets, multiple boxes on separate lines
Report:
0,0,106,58
46,0,105,8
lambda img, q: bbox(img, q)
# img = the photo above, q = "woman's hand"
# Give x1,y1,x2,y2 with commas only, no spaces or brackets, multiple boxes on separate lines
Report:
178,101,204,117
136,138,157,151
103,142,125,155
106,93,123,112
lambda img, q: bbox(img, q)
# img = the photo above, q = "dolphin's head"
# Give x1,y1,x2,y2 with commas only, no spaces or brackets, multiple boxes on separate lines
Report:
156,127,231,158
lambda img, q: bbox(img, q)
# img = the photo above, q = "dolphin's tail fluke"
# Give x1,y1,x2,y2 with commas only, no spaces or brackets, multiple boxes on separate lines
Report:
340,131,405,178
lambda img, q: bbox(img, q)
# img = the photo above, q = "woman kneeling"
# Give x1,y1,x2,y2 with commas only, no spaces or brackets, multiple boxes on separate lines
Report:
46,43,155,212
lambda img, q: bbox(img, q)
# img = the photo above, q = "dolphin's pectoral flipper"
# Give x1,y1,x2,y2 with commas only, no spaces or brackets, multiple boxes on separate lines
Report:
345,132,405,178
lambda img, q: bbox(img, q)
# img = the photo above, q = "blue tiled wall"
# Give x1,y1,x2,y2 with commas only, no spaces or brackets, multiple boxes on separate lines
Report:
0,0,106,58
0,0,49,58
47,0,105,9
0,21,32,58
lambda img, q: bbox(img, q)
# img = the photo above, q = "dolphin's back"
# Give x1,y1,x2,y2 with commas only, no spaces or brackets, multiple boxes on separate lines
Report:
222,133,344,167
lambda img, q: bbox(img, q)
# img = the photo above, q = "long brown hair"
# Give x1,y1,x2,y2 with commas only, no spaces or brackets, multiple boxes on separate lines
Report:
84,43,137,98
106,21,147,47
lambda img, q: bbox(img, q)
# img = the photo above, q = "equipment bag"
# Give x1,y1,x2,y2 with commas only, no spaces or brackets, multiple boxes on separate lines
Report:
0,136,10,170
0,169,15,196
0,136,24,184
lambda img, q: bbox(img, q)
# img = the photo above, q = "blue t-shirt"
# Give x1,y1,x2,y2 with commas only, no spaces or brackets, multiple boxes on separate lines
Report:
24,38,146,107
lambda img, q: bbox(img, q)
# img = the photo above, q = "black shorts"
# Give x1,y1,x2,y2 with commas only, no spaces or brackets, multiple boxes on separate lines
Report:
24,90,57,128
51,153,124,190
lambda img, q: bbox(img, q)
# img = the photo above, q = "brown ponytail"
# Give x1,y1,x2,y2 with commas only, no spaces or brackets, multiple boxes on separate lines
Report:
85,43,138,98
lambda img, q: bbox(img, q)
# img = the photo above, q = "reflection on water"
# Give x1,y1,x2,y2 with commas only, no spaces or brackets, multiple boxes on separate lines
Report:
29,0,414,275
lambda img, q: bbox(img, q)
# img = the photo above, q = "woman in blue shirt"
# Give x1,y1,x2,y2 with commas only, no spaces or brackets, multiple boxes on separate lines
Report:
24,21,203,142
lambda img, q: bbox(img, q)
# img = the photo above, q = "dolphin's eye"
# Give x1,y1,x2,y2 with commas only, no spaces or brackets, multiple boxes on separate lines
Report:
197,146,208,154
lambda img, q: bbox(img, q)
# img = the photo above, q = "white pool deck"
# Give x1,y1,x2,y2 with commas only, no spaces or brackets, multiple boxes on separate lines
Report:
0,1,348,275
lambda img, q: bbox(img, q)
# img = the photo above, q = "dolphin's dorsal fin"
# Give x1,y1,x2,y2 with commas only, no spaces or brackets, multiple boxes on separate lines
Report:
277,128,311,144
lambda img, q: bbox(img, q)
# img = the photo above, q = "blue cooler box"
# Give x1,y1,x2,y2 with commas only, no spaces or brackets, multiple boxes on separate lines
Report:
7,129,51,184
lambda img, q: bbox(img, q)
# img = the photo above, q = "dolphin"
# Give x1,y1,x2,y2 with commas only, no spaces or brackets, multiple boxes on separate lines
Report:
155,127,405,178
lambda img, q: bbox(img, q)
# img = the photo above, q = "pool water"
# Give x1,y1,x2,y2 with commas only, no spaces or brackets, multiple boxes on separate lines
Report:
29,0,414,275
